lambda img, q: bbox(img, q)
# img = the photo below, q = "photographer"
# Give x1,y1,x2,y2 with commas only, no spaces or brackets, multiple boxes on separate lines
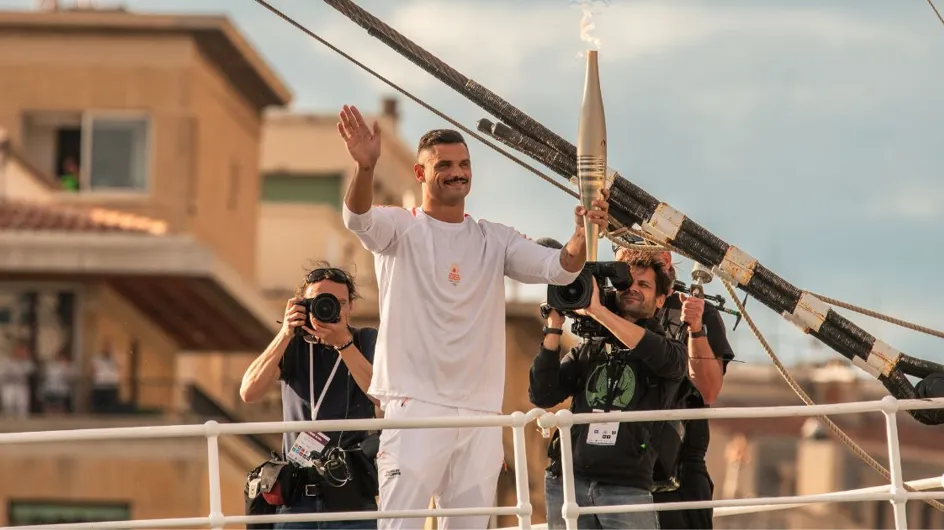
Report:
530,253,686,529
623,249,736,530
240,263,379,529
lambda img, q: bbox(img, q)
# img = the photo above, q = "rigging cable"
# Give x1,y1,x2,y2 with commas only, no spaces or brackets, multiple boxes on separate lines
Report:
927,0,944,29
317,0,944,428
250,0,944,512
612,219,944,513
250,0,577,200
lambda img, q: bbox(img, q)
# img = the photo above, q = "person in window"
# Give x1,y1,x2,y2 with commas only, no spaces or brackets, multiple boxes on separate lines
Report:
240,263,379,529
59,156,80,192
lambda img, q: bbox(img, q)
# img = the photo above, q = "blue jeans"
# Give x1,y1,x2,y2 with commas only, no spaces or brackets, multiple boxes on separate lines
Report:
274,496,377,529
545,472,659,529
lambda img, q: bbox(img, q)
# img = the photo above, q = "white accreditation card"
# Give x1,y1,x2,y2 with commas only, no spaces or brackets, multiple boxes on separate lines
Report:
586,409,619,446
287,432,330,467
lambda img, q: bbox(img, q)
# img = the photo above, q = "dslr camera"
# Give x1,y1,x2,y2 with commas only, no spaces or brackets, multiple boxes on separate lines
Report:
546,261,632,339
296,293,342,340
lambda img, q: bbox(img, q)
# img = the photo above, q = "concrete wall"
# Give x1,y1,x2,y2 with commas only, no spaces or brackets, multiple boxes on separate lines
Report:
255,203,376,304
91,286,179,411
0,30,270,281
0,420,256,527
256,111,418,308
0,152,55,202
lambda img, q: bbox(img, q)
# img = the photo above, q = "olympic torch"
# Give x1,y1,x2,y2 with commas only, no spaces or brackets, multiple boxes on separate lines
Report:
577,50,607,262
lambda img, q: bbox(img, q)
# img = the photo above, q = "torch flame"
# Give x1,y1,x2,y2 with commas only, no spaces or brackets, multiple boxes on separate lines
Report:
575,0,609,53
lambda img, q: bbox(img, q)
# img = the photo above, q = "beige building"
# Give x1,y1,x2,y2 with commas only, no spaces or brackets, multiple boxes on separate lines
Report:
0,5,555,528
709,361,944,529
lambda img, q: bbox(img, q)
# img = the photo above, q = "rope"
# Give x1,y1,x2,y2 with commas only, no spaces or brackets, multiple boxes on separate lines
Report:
809,292,944,341
604,225,944,341
249,0,578,200
259,0,944,509
928,0,944,29
720,279,944,513
605,228,944,511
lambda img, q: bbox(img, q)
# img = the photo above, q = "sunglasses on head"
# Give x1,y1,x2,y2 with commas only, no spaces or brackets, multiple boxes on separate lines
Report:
305,267,352,285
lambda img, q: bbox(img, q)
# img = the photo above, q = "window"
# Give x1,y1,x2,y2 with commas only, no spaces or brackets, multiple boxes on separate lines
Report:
261,172,342,208
8,500,129,526
21,110,150,193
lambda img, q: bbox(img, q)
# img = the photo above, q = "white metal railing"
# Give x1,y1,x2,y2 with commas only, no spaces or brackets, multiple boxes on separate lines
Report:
1,396,943,530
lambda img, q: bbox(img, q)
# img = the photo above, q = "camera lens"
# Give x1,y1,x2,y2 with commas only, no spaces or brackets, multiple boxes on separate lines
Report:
558,282,585,305
311,293,342,323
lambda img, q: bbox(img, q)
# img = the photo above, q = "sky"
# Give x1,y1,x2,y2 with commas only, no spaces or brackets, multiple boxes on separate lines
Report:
4,0,943,370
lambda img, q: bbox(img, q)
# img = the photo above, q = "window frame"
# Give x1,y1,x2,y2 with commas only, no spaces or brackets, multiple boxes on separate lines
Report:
260,171,344,208
78,109,153,195
7,499,131,526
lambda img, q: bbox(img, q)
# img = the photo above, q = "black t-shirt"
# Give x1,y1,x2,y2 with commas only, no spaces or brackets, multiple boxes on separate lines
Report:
278,327,378,457
658,292,736,468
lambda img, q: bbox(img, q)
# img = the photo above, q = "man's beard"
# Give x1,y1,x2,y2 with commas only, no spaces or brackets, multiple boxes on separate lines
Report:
617,293,655,321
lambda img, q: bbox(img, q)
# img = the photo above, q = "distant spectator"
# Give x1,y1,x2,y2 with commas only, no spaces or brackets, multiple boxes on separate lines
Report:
91,342,120,413
42,351,76,413
1,343,36,418
60,156,80,192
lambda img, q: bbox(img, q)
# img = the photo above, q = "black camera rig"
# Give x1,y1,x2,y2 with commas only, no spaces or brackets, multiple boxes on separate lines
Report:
545,261,631,340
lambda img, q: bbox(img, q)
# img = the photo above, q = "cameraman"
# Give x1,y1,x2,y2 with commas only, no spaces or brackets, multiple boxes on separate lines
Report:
240,263,379,529
622,248,735,530
530,253,686,529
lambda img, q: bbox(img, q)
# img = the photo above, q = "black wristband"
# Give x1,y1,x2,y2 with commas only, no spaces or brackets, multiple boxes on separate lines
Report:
690,328,707,339
334,337,355,351
543,326,563,335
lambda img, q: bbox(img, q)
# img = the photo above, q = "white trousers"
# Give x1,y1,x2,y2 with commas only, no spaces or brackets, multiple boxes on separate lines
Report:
377,398,504,530
2,384,30,417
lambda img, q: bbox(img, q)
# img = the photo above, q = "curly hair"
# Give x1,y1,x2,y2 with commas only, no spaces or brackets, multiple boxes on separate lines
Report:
614,249,673,297
295,261,360,301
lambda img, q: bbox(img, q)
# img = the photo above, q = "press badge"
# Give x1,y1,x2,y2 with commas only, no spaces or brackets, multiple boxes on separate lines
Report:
287,432,330,467
586,409,619,446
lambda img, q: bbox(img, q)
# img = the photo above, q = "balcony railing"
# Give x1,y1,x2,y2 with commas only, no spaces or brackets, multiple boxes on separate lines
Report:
1,397,942,529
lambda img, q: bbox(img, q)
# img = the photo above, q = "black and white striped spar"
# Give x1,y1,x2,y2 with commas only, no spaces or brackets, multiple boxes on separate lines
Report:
321,0,944,426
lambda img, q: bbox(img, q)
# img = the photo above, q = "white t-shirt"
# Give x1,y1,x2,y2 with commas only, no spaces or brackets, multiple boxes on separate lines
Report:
343,204,581,413
92,356,120,387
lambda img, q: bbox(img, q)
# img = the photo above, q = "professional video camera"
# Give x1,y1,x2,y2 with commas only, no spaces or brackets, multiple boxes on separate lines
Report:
534,237,633,339
297,293,342,342
545,261,632,339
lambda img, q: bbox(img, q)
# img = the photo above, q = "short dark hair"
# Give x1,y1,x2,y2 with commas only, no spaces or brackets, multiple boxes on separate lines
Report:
417,129,467,157
296,261,360,301
615,251,672,298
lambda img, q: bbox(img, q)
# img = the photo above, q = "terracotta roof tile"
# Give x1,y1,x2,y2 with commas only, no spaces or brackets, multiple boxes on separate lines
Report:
0,200,167,235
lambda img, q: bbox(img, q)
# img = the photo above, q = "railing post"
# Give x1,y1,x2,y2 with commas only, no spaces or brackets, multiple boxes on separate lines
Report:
881,396,908,530
554,410,579,530
205,420,225,530
511,411,533,529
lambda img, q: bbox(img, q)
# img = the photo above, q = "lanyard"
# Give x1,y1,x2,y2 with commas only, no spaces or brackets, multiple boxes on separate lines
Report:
309,342,342,421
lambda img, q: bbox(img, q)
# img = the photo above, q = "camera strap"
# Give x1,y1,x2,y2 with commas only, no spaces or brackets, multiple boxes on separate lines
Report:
309,342,342,421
